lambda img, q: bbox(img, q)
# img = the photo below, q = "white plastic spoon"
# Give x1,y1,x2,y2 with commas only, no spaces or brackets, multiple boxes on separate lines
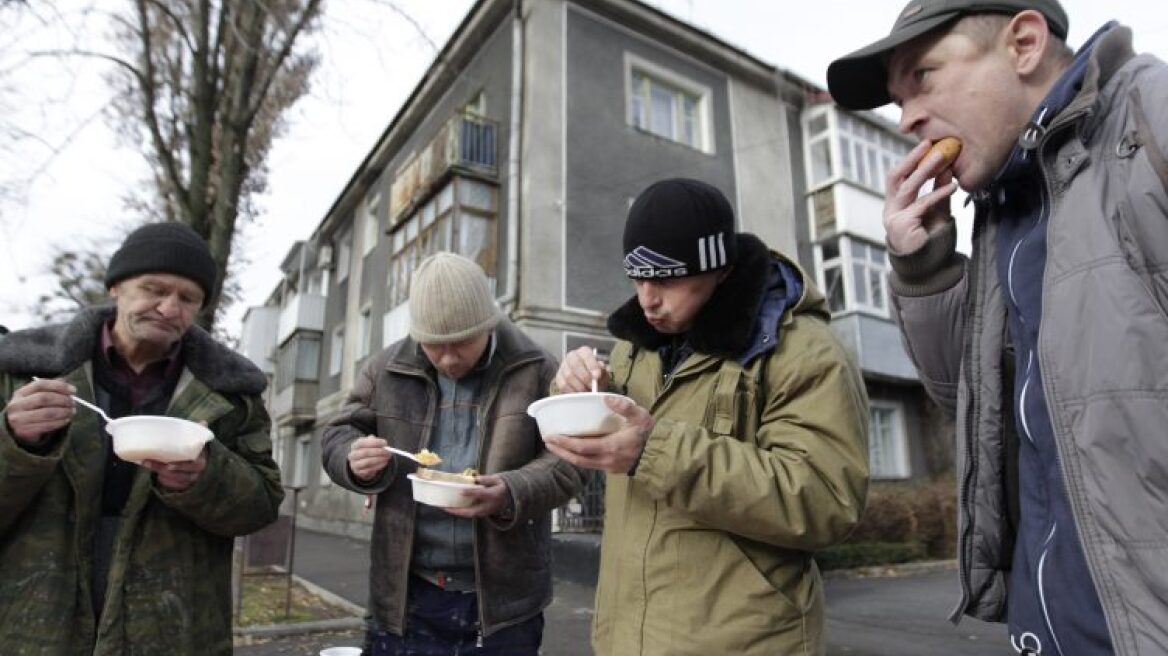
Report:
32,376,112,423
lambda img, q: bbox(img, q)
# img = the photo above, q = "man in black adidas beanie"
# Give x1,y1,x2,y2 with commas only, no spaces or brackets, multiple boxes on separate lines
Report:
0,221,282,653
622,178,738,280
545,178,869,654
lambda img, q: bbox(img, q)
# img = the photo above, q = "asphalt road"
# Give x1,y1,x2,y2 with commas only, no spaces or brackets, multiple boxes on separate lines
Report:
236,529,1007,655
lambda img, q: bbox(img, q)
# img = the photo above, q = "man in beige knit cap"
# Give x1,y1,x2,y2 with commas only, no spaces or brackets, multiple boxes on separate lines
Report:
321,252,584,655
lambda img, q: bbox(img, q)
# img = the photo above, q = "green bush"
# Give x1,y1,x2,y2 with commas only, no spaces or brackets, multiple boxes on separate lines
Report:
816,541,926,571
821,476,958,569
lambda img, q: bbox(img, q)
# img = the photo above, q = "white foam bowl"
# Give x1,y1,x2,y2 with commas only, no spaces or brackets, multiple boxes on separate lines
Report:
526,392,630,438
319,648,362,656
407,474,478,508
107,415,214,464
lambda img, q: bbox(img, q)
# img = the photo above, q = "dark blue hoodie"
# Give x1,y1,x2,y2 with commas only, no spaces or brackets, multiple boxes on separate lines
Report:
985,22,1116,656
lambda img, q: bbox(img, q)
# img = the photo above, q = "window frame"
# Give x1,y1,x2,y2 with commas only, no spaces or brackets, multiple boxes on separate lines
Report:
362,190,382,256
869,401,910,480
328,324,344,377
624,53,714,154
814,235,890,318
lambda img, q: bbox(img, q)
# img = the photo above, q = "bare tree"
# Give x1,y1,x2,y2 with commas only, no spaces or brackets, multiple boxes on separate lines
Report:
92,0,324,330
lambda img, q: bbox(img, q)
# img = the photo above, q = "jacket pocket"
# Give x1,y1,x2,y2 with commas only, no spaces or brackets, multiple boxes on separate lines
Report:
1109,201,1168,323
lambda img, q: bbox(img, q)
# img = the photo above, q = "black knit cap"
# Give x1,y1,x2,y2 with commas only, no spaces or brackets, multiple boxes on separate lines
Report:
104,222,217,298
623,178,737,279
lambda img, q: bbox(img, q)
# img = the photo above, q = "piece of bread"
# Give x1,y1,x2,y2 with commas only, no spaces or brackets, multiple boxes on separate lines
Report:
920,137,962,172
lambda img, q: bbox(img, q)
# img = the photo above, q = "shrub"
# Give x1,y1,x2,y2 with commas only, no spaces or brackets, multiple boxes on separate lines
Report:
816,541,926,571
833,476,958,564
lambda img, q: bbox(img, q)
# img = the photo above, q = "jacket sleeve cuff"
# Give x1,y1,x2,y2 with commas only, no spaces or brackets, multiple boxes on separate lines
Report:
888,219,967,297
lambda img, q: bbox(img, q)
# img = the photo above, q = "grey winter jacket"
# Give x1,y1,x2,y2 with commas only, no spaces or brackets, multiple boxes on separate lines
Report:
888,27,1168,656
320,319,584,637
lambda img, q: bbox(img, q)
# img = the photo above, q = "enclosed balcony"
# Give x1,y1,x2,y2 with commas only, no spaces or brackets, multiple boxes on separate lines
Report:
390,111,499,223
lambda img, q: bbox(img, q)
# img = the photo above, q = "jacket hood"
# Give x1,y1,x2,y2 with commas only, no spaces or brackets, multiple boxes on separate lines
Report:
607,233,826,360
0,305,267,396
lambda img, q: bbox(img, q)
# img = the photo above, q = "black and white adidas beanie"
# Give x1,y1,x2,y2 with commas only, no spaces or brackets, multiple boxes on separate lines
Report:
622,178,737,279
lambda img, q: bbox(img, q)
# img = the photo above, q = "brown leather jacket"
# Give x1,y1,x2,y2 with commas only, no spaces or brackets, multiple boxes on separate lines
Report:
321,319,584,637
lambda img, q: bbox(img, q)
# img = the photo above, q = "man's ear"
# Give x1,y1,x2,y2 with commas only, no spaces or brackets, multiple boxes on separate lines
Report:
1005,9,1050,76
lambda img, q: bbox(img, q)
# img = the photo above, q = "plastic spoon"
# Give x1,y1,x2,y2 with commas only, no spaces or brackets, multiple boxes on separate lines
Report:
32,376,112,423
383,445,438,465
591,348,599,393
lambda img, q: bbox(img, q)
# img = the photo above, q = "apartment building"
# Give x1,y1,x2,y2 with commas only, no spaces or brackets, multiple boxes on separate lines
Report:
239,0,950,537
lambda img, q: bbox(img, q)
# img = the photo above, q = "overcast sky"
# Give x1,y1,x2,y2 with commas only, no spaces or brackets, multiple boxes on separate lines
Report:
2,0,1166,334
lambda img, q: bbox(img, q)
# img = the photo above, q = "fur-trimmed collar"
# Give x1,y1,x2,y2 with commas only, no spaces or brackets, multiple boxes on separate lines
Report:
0,305,267,396
607,233,788,359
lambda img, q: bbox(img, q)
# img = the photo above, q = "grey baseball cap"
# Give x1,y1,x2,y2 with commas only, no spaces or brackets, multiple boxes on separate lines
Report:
827,0,1068,110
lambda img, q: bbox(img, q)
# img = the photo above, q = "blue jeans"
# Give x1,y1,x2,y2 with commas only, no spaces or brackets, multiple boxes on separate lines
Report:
367,576,543,656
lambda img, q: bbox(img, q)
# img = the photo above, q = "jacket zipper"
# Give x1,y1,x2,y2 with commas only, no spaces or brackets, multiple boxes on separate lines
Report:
1031,109,1121,646
382,364,440,634
953,206,984,622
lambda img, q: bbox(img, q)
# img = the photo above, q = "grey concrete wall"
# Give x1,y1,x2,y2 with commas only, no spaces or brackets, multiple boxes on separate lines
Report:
562,5,738,313
518,0,569,316
729,78,797,255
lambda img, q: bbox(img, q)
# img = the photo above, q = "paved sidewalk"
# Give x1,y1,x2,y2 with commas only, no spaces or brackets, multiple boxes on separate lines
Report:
237,528,1004,656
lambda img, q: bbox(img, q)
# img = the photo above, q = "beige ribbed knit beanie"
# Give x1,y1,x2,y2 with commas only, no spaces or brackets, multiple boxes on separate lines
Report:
409,252,502,344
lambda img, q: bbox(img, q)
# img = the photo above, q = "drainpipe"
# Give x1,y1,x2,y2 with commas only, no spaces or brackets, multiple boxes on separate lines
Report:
498,0,523,311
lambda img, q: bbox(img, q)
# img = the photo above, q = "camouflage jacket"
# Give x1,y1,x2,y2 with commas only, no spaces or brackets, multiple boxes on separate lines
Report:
0,306,283,655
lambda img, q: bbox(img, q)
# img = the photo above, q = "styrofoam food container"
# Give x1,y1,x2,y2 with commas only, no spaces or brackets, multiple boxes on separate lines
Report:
526,392,631,438
107,415,214,464
319,648,363,656
407,473,478,508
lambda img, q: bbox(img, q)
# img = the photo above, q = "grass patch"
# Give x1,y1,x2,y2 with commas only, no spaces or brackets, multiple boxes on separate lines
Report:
236,573,357,627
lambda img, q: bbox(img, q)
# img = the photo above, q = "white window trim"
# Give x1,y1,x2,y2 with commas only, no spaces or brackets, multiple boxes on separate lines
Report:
357,304,373,360
328,324,344,377
869,401,910,480
363,191,382,256
623,52,714,154
815,236,891,319
294,436,311,489
336,229,352,283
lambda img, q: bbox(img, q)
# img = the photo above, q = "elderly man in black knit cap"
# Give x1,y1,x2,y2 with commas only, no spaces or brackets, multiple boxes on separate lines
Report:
0,222,282,655
548,178,870,656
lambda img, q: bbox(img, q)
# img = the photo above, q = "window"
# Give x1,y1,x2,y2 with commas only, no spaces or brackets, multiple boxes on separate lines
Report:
275,334,321,391
329,325,344,377
357,305,372,360
386,176,498,312
869,403,909,479
816,236,889,315
836,114,910,191
802,108,911,192
293,437,311,489
626,55,712,152
363,191,382,255
336,228,352,283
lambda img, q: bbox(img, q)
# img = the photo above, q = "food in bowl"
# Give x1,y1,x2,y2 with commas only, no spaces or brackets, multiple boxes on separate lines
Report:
107,415,214,464
415,448,443,466
408,469,480,508
415,467,478,485
526,392,631,438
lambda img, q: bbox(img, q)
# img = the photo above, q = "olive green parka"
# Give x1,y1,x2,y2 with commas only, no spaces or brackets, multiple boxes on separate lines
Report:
592,235,869,655
0,306,283,655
